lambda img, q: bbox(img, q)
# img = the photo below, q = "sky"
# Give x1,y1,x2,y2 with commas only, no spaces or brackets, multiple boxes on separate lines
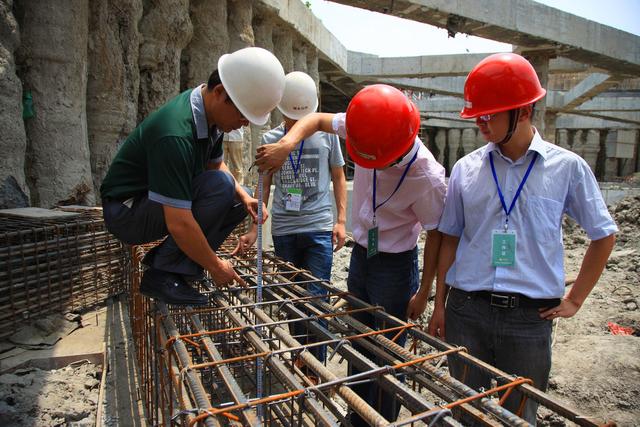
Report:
303,0,640,57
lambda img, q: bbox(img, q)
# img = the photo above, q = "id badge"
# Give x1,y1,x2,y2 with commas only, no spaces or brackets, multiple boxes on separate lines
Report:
491,229,516,267
285,188,302,211
367,226,379,258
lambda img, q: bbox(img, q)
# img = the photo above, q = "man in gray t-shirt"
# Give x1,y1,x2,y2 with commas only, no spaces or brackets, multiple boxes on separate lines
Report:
233,71,347,275
233,71,347,363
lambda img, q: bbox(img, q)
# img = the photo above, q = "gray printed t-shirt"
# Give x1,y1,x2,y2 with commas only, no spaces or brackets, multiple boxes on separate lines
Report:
262,124,345,235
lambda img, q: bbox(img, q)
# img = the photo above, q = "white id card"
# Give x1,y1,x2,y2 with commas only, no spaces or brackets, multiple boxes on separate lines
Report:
285,188,302,211
491,229,516,267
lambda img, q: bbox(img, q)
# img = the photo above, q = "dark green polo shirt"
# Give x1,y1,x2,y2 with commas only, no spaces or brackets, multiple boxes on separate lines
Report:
100,88,223,208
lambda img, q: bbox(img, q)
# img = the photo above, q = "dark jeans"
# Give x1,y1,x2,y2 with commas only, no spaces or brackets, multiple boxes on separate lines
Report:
273,231,333,362
346,244,419,425
445,287,553,425
103,170,247,278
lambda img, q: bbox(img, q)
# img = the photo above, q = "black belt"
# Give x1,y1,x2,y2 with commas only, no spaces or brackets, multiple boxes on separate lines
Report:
453,288,560,309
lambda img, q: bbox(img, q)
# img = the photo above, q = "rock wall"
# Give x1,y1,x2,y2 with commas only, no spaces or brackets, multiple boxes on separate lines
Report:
137,0,192,122
16,0,95,207
181,1,228,89
0,0,28,208
87,0,142,197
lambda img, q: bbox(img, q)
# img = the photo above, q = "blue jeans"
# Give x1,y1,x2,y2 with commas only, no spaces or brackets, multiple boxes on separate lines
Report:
346,244,419,425
103,170,247,278
273,231,333,362
445,287,553,425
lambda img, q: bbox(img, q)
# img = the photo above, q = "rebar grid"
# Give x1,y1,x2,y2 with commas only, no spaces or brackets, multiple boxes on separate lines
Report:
131,240,607,427
0,210,129,337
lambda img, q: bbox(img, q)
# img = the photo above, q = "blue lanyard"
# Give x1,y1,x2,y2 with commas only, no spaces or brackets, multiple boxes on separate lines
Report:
372,150,418,224
288,140,304,179
489,151,538,230
285,126,304,180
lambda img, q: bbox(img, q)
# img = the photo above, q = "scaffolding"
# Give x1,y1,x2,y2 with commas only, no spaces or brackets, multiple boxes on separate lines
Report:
0,209,129,338
130,240,608,427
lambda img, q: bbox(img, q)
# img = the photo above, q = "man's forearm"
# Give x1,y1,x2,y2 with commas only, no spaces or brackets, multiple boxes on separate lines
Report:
283,113,335,148
331,168,347,225
566,234,616,307
418,229,442,298
434,234,460,307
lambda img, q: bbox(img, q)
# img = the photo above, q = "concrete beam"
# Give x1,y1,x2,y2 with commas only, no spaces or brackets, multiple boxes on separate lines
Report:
347,52,589,77
576,96,640,112
422,118,475,128
330,0,640,76
260,0,349,70
556,114,640,129
424,112,475,123
417,97,464,112
572,111,640,126
381,76,466,96
559,73,621,112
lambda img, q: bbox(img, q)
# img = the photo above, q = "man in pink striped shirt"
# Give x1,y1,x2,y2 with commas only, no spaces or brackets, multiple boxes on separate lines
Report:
255,84,446,425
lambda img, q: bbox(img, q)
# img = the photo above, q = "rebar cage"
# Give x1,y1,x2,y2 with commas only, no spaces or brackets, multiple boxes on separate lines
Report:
0,209,129,338
130,238,610,427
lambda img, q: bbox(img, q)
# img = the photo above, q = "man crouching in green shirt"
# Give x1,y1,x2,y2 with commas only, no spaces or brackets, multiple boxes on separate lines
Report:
100,47,285,305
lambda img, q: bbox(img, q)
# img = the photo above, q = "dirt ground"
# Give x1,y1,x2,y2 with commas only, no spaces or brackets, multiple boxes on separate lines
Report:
330,195,640,426
0,361,101,426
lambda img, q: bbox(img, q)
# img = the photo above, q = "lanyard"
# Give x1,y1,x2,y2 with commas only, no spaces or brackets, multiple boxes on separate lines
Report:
285,126,304,180
288,140,305,180
489,151,538,230
372,150,418,224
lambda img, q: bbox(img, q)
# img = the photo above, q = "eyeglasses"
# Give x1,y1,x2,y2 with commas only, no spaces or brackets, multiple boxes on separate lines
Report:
478,114,494,122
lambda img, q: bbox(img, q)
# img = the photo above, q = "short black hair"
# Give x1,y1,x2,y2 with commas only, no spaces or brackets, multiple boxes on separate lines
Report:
207,70,222,91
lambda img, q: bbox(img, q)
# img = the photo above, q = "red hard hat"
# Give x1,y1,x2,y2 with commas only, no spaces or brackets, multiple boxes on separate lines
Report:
460,53,546,119
346,84,420,169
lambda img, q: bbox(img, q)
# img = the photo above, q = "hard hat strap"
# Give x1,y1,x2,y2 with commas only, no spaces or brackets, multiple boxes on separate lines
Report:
496,108,520,146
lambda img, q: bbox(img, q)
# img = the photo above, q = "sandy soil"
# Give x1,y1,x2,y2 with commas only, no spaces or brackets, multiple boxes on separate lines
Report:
0,361,101,426
330,196,640,426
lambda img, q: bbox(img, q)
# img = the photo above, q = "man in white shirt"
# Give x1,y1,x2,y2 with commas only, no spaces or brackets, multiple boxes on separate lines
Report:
429,53,617,424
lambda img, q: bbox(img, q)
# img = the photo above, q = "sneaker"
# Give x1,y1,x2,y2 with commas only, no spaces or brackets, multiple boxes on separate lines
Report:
140,268,208,306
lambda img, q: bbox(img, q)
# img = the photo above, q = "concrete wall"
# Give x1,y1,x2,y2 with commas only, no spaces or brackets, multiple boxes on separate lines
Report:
0,0,324,207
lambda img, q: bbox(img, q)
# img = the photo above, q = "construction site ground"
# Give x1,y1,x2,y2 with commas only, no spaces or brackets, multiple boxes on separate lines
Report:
0,196,638,426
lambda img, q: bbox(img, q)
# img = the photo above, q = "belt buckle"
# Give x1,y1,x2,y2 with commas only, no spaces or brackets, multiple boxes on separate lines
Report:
490,294,515,308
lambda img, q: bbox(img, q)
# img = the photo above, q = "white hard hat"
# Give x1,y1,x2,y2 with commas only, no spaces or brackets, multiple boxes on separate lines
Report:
277,71,319,120
218,47,285,126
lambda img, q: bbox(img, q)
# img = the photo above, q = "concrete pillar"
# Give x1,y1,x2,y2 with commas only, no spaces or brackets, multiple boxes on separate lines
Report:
584,129,600,173
17,0,96,207
250,4,277,187
227,0,254,52
293,42,308,73
520,51,550,135
544,111,557,144
619,130,639,176
138,0,192,122
435,129,448,170
181,1,228,89
226,0,255,186
272,26,294,127
448,129,462,163
461,129,477,157
0,1,29,208
604,158,618,180
87,0,142,198
307,47,320,107
556,129,571,150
